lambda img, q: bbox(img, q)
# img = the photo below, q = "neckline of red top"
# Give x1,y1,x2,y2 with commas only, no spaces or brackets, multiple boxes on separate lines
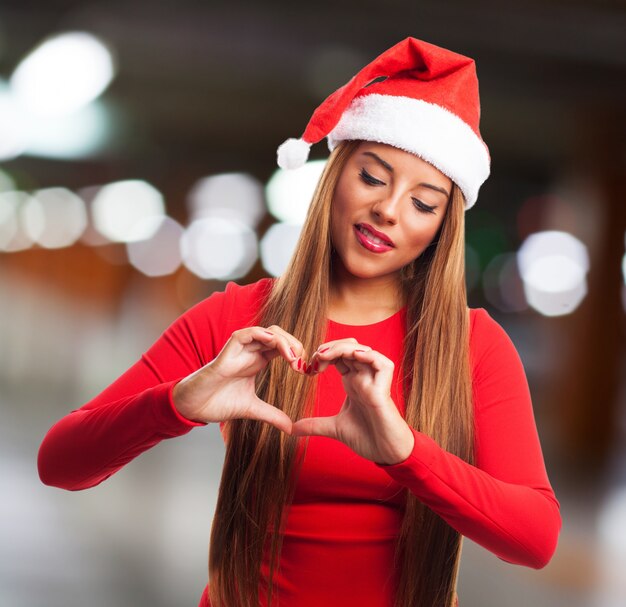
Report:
327,306,407,329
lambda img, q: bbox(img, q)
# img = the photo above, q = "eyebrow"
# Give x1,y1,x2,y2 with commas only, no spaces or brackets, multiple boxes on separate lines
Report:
361,151,450,198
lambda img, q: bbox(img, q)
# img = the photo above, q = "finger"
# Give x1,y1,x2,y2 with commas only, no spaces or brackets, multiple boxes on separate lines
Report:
262,326,309,373
298,356,318,375
292,416,339,439
265,324,305,358
238,327,299,365
340,358,364,375
312,338,361,359
299,339,375,377
348,358,372,374
352,349,395,382
305,341,341,375
232,326,277,350
353,349,394,372
314,342,372,361
307,346,367,377
334,358,351,376
309,342,372,374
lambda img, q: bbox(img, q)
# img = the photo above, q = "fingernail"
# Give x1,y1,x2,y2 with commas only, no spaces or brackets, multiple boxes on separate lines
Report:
319,346,330,353
289,347,296,359
297,358,302,370
355,349,366,352
264,330,274,336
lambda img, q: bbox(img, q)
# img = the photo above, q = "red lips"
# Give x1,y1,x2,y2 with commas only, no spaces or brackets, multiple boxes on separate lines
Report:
356,223,395,247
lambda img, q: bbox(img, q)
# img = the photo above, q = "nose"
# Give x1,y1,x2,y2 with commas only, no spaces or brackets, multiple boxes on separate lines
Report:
371,194,401,225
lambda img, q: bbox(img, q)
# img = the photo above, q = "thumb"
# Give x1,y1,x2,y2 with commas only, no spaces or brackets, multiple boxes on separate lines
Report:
246,396,293,435
292,416,338,439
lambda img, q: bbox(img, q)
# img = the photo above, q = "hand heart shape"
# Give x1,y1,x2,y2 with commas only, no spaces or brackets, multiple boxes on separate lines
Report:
173,325,415,465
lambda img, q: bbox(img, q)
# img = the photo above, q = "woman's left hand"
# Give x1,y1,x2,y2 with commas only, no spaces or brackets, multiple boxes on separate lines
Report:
291,339,415,465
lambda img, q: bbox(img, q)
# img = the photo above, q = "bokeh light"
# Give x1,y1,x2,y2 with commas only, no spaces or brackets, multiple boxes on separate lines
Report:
596,487,626,605
180,217,257,280
187,172,266,228
10,31,116,117
482,252,528,313
517,230,589,316
24,101,112,159
126,216,184,277
91,180,166,243
260,222,303,277
265,160,326,224
0,191,23,250
598,487,626,559
0,86,28,161
0,191,34,251
21,188,87,249
77,185,111,246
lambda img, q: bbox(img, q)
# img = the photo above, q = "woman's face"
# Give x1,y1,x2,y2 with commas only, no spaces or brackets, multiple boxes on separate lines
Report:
330,141,452,286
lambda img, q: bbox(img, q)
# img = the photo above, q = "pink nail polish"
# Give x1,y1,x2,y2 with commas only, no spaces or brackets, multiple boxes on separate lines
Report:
319,347,330,353
297,358,302,370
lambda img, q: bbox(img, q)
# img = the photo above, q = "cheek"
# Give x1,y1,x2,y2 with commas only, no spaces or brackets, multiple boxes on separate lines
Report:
405,218,442,246
330,192,352,232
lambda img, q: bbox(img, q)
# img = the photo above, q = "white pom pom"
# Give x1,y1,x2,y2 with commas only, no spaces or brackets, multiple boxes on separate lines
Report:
276,138,311,170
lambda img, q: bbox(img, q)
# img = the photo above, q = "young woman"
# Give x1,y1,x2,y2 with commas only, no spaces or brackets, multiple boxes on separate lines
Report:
38,38,561,607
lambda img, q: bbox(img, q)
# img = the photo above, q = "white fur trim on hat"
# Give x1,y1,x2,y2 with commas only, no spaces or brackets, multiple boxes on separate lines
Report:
277,137,312,170
326,94,490,209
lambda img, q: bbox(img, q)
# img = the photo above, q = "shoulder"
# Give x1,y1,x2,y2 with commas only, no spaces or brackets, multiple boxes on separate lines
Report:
158,277,276,366
468,307,526,379
222,276,275,307
467,309,535,420
468,307,511,346
187,276,276,327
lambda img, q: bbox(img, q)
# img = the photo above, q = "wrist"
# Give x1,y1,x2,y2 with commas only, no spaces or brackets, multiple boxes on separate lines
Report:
172,363,228,424
392,424,415,464
171,377,198,421
171,374,212,423
378,421,415,466
169,380,207,426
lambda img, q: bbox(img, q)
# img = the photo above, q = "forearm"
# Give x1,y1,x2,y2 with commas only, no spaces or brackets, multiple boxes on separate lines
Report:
37,281,259,492
37,379,203,491
377,427,561,568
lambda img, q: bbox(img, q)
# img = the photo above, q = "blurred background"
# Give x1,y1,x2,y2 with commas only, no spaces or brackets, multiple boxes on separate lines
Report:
1,0,625,605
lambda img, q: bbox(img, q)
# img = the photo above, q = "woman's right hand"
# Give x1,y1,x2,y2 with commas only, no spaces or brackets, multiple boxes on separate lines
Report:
171,326,305,434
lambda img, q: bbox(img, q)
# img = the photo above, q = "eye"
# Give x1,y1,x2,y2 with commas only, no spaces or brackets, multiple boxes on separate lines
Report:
411,197,437,214
359,168,385,186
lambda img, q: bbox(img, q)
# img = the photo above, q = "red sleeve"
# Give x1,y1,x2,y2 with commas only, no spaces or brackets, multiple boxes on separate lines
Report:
37,279,273,492
376,308,561,569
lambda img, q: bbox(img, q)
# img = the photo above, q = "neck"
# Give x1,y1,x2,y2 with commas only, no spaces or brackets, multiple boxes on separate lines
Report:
329,265,405,321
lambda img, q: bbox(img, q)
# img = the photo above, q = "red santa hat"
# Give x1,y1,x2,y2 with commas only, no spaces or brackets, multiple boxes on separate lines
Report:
276,37,490,209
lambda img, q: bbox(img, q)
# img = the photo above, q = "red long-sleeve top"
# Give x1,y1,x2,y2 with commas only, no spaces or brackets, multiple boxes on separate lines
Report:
38,278,561,607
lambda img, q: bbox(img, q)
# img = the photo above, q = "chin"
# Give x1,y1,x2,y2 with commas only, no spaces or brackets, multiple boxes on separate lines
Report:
344,261,399,281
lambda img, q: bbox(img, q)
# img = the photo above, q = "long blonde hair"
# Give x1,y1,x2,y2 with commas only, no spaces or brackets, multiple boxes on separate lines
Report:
208,140,474,607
